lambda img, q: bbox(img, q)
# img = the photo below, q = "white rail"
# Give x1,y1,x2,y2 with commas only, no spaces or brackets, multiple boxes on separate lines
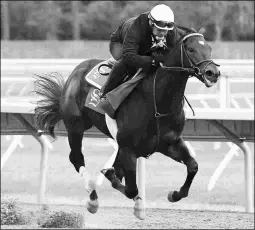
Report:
1,59,254,78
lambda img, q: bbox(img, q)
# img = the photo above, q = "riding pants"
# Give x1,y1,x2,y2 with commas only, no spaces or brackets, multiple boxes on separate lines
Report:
109,41,123,61
100,59,129,96
101,41,136,96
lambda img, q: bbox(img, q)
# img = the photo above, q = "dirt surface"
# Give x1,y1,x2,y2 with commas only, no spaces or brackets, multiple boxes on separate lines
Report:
1,203,254,229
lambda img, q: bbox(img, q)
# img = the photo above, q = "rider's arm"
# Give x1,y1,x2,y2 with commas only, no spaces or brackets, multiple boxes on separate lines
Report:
122,15,153,71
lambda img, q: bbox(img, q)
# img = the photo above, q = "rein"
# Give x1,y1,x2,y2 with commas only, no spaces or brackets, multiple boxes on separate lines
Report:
152,33,204,119
157,32,220,117
152,32,217,152
152,68,192,153
152,69,186,118
152,68,181,153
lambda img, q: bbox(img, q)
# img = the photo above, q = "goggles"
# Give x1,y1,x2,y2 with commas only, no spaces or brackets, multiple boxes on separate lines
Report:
153,20,175,30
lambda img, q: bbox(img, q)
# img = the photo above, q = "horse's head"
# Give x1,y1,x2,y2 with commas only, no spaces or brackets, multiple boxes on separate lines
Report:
182,33,221,87
161,29,221,87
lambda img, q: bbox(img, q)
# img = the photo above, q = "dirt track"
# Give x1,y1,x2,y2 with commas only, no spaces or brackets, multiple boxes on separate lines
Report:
1,203,254,229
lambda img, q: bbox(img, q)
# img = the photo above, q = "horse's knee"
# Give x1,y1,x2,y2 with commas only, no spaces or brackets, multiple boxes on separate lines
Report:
186,158,198,174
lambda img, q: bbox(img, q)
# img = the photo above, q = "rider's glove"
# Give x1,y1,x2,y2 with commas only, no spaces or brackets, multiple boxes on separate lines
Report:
151,52,165,67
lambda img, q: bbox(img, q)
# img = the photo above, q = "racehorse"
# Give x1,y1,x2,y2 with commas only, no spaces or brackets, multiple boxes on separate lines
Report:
34,27,220,220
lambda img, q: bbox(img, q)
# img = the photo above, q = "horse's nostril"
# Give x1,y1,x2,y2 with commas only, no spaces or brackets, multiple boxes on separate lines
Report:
205,70,213,77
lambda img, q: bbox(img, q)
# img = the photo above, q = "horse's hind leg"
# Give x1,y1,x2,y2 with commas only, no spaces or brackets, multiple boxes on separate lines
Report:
101,148,124,187
161,137,198,202
101,147,145,220
64,116,99,213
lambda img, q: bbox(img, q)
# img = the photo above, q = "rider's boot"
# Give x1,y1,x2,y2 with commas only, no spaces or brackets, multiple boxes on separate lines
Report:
100,60,128,98
98,60,129,118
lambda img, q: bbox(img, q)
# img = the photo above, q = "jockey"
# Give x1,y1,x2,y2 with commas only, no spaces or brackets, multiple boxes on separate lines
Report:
100,4,177,100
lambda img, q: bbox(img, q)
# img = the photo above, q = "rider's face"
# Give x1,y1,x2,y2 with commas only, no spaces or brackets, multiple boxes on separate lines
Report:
152,26,168,40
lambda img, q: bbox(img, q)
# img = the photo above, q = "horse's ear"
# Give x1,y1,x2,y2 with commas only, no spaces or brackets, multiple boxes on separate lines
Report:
198,27,206,35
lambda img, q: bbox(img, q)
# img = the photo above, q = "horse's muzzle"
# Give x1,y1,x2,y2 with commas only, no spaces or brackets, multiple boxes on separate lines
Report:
203,64,220,87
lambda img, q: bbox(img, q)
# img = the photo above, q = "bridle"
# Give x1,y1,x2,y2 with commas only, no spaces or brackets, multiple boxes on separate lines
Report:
152,33,220,153
160,33,220,82
153,33,218,118
153,33,221,118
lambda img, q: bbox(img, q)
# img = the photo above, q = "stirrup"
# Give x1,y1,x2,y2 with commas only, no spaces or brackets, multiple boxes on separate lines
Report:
98,58,117,75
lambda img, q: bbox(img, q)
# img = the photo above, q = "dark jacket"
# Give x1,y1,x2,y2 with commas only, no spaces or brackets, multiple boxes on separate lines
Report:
110,12,178,72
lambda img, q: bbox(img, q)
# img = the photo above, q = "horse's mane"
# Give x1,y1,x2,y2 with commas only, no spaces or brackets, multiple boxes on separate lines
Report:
176,25,197,39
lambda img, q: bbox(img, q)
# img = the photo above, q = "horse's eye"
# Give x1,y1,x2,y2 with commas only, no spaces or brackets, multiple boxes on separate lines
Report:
187,47,195,53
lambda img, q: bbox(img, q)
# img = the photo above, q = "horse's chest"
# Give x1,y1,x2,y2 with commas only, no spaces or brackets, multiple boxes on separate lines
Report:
155,112,185,144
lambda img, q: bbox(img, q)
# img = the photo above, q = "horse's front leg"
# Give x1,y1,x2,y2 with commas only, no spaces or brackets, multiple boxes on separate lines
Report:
121,148,145,220
100,149,125,192
161,136,198,202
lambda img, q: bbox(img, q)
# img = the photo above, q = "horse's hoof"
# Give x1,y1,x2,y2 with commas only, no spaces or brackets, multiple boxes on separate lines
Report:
133,199,145,220
168,191,181,202
86,199,99,214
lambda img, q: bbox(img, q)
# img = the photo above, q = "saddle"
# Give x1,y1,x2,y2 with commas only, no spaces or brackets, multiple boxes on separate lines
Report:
84,58,145,118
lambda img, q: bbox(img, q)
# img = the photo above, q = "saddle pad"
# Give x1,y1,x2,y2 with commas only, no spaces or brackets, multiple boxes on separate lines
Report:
85,68,146,116
85,87,105,115
85,60,111,89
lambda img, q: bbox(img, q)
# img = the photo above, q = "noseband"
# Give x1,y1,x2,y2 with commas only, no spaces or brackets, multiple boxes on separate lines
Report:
160,33,220,80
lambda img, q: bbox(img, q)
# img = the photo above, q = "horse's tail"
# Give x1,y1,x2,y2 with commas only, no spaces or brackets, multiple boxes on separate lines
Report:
33,72,65,139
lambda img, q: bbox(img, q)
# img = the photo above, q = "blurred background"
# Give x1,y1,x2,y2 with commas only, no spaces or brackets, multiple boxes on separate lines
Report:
1,0,254,59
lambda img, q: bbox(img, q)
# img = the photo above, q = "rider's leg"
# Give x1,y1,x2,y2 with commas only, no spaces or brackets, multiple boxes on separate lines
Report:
109,41,123,61
100,41,126,97
100,59,129,97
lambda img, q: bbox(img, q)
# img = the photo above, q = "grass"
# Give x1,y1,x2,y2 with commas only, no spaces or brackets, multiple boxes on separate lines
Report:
1,40,254,59
1,136,254,212
37,204,85,228
1,197,85,228
1,196,32,225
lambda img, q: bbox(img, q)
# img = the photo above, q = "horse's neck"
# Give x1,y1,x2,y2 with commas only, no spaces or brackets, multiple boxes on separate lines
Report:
152,31,188,113
154,70,188,114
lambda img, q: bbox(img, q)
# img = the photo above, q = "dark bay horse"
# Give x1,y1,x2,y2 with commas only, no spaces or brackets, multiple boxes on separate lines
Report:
34,27,220,219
